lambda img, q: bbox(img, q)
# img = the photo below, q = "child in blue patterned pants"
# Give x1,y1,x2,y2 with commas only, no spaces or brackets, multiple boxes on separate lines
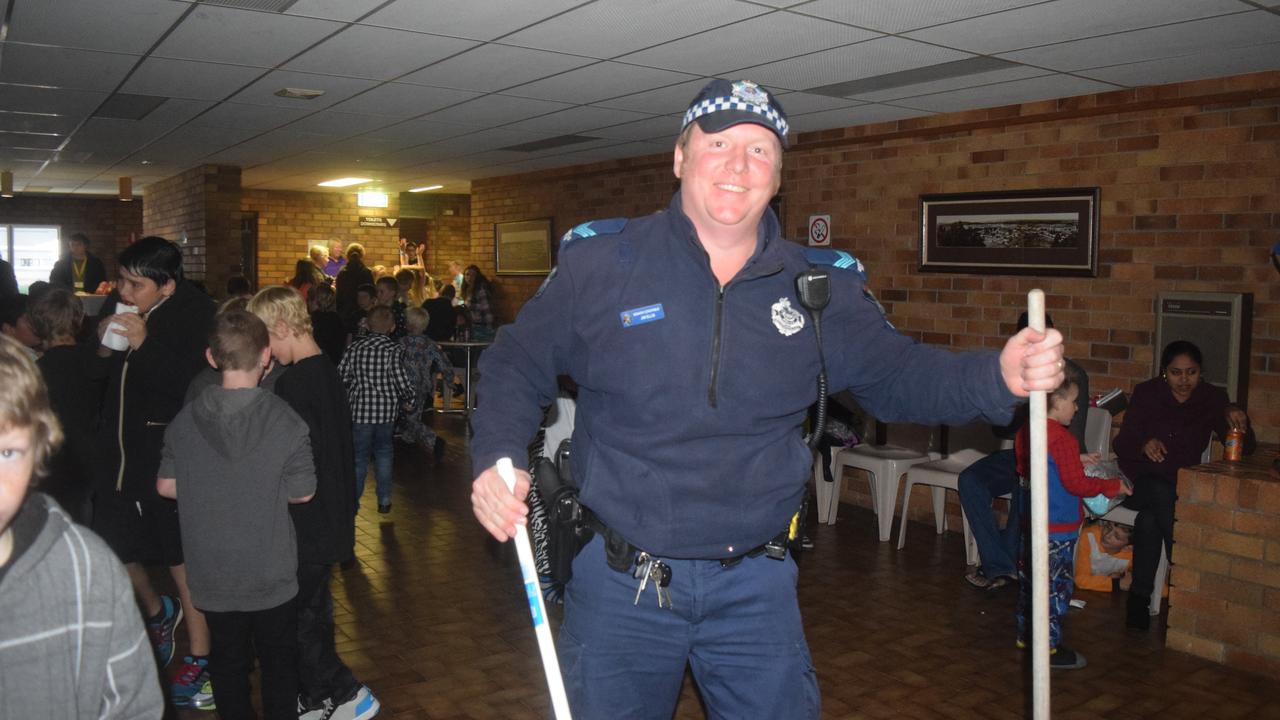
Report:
1014,368,1128,670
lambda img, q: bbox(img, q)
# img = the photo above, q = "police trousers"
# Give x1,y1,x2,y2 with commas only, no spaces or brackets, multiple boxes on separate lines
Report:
557,535,820,719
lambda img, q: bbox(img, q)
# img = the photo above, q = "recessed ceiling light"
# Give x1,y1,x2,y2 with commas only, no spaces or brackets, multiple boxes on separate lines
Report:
317,177,372,187
275,87,325,100
140,160,153,165
408,185,443,192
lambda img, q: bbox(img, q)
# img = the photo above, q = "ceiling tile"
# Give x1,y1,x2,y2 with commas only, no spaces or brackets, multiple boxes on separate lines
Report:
0,133,63,150
286,0,386,22
579,114,681,141
771,91,865,115
0,84,110,116
620,13,879,75
592,78,711,114
505,62,697,104
893,74,1118,113
358,118,473,149
398,44,595,93
188,102,313,131
422,94,573,127
123,124,262,164
362,0,586,42
738,36,971,91
227,71,380,110
6,0,188,53
0,44,139,92
122,58,266,101
283,111,400,136
907,0,1246,55
797,0,1047,34
501,0,770,59
843,65,1049,103
63,100,214,155
999,11,1280,71
153,4,343,66
284,25,479,80
788,103,933,133
1075,41,1280,87
204,128,336,166
503,105,656,135
329,83,484,118
0,111,81,135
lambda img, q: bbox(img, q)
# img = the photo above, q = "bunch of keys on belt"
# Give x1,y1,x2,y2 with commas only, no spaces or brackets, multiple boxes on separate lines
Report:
632,552,672,609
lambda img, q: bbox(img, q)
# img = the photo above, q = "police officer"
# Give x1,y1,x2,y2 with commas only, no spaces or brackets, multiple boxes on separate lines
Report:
470,78,1065,718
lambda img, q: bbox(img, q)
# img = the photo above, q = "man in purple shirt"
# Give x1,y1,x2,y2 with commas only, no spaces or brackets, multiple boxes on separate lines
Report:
322,240,347,279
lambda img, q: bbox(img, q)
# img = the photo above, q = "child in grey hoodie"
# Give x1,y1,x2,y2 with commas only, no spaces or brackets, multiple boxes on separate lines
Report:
158,310,316,719
0,334,163,719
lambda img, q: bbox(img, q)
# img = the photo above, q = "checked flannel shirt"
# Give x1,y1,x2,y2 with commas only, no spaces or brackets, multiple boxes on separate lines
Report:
338,332,413,425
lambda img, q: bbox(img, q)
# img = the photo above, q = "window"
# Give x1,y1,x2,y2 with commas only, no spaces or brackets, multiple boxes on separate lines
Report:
0,225,61,293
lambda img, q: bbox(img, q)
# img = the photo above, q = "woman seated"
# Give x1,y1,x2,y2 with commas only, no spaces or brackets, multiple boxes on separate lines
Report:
1113,340,1254,629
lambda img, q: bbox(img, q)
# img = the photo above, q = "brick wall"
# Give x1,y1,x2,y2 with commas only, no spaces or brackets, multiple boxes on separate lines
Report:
142,164,241,292
1167,458,1280,679
0,194,142,280
242,189,406,288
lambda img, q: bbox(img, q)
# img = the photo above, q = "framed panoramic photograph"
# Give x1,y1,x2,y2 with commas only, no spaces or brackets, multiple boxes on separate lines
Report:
494,218,553,275
919,188,1100,277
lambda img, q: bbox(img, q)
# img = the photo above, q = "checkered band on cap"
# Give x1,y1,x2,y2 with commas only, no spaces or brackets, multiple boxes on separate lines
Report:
682,95,790,137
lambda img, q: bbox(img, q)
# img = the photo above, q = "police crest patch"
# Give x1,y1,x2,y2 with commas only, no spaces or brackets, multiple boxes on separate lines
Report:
732,80,768,106
771,297,804,337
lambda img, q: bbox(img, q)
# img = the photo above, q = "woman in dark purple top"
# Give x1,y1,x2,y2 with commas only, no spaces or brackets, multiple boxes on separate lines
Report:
1113,340,1254,629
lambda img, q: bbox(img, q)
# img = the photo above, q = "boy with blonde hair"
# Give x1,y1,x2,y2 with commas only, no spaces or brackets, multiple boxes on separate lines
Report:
248,286,378,719
0,335,163,718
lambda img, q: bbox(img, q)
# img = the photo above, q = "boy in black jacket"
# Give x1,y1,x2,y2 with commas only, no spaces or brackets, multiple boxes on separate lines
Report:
249,286,380,720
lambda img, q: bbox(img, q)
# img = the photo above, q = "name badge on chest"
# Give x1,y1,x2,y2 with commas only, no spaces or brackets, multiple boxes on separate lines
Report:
620,303,664,328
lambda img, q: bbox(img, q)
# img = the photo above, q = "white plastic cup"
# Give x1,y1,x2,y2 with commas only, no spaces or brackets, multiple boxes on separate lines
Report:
102,304,138,351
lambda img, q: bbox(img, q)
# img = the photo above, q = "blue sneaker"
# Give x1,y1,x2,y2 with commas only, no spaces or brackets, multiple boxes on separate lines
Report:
146,595,183,668
191,678,215,710
171,656,209,708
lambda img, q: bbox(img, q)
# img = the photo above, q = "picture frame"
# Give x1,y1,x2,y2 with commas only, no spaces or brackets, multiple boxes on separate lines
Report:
919,188,1100,277
494,218,553,275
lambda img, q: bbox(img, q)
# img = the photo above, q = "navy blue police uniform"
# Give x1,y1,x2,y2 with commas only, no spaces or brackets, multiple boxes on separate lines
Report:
470,80,1021,719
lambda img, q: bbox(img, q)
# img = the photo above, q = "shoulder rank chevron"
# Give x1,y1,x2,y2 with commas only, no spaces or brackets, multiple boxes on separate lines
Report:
559,218,629,250
803,248,866,282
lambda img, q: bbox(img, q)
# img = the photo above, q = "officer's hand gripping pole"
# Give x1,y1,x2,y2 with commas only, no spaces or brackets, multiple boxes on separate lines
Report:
1027,290,1051,720
497,457,573,720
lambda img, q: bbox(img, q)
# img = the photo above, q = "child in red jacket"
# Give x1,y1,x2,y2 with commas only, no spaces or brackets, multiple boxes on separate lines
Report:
1015,368,1129,670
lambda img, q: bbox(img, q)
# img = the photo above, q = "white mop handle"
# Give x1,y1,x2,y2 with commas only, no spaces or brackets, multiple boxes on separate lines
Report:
1027,290,1051,720
496,457,574,720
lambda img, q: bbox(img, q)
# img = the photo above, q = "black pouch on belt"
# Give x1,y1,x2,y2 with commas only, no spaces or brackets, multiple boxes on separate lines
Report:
531,441,594,586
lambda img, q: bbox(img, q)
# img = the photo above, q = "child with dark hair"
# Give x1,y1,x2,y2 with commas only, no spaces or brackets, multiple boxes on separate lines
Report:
157,310,316,719
29,288,105,525
0,335,163,719
94,235,218,706
338,306,412,513
1015,367,1128,670
0,294,39,360
374,276,407,340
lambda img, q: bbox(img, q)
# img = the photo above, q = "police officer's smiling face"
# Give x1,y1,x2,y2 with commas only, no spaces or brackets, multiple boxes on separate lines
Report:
674,123,781,238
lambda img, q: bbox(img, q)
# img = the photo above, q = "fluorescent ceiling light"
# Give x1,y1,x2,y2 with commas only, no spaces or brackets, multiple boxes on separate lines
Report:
408,185,443,192
357,191,388,208
318,177,372,187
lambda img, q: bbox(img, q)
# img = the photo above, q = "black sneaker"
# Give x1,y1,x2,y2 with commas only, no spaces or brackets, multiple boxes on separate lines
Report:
377,502,391,514
1126,592,1151,630
1050,646,1087,670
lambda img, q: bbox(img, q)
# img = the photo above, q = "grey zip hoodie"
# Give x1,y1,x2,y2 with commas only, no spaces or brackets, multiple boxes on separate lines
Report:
0,494,163,719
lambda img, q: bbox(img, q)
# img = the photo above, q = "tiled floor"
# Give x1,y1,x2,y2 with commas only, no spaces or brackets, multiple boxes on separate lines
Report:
169,412,1280,719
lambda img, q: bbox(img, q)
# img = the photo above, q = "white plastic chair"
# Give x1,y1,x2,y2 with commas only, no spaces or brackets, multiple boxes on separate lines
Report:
825,443,938,541
897,448,989,551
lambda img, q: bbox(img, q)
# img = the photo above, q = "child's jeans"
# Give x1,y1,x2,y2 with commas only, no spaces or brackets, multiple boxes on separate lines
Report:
353,422,394,506
205,596,299,720
1017,534,1078,649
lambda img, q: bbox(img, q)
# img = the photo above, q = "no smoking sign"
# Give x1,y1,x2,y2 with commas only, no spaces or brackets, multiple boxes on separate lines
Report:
808,215,831,246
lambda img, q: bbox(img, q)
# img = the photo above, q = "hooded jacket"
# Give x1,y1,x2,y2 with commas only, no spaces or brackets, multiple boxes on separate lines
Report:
160,386,315,612
0,494,162,719
471,193,1020,559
